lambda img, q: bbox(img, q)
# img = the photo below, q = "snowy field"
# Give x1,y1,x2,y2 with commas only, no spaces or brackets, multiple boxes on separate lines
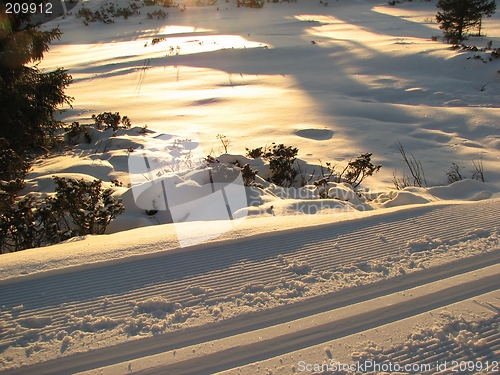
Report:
1,0,500,373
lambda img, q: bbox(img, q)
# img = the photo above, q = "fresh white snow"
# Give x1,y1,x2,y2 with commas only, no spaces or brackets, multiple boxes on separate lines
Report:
1,0,500,373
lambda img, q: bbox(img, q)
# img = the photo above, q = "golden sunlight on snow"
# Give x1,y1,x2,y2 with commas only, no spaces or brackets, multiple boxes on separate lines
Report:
155,24,211,35
2,0,500,373
295,14,386,43
42,35,268,72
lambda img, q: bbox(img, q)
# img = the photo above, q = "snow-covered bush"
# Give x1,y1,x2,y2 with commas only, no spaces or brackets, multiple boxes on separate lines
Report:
245,143,380,190
246,143,298,187
246,146,264,159
446,159,485,184
241,163,258,186
237,0,265,7
339,153,381,188
76,6,114,24
147,10,168,19
0,195,70,253
76,3,140,24
195,0,218,5
53,177,125,235
144,0,176,6
0,196,43,252
263,143,298,187
492,47,500,59
92,112,131,131
36,196,75,245
0,177,125,253
64,122,91,145
446,163,465,183
0,146,73,252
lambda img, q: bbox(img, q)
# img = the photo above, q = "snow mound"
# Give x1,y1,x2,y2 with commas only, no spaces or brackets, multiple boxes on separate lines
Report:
133,297,181,314
328,183,363,205
428,179,500,201
381,191,429,208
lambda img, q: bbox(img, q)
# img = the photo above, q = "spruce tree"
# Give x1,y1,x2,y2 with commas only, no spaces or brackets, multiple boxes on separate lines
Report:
436,0,496,43
0,0,73,154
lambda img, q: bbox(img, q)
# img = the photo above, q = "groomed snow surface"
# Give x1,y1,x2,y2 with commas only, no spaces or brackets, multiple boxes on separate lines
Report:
2,0,500,373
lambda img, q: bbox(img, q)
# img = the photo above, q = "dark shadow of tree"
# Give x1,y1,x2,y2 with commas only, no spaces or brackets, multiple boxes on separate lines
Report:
64,1,499,152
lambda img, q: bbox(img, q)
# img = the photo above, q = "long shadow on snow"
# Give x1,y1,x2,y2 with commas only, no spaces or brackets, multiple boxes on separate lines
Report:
66,3,499,149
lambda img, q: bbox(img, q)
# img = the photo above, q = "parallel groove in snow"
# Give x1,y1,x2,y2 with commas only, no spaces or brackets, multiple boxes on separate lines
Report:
114,266,500,375
2,252,500,375
368,315,500,375
0,201,499,355
2,206,494,303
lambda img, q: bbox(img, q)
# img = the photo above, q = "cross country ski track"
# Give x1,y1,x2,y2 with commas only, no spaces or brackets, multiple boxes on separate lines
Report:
1,200,499,374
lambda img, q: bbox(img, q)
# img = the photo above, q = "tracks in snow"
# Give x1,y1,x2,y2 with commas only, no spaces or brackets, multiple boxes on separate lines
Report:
139,263,500,375
3,253,500,375
0,200,500,373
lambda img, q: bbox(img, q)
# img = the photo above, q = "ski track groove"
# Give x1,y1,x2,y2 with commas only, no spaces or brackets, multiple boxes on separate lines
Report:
2,251,500,374
0,206,491,312
3,203,491,308
367,315,500,375
125,268,500,375
0,201,499,368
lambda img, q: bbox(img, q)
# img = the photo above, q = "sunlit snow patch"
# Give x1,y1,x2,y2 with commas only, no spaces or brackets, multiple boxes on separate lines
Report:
44,33,268,73
128,129,247,247
144,34,269,55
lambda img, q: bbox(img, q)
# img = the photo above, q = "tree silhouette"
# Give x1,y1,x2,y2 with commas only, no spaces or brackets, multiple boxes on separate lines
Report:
436,0,496,43
0,0,73,154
